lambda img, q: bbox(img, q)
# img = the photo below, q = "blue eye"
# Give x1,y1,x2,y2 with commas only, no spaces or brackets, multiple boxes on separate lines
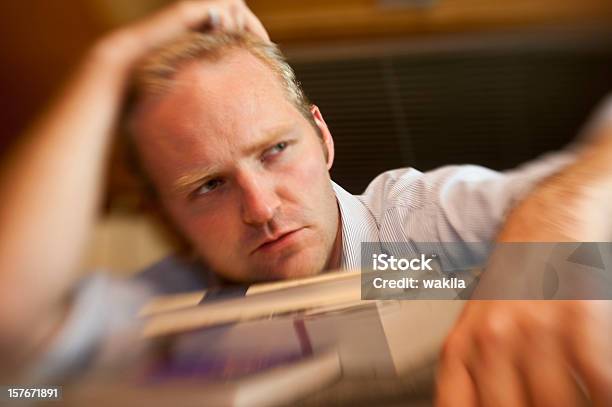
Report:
263,142,288,160
193,179,224,196
271,142,287,153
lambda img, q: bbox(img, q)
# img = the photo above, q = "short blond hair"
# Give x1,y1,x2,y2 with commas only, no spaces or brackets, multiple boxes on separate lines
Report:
131,31,314,124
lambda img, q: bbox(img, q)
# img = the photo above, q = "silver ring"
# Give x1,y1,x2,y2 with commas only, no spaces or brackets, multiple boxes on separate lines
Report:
207,7,220,28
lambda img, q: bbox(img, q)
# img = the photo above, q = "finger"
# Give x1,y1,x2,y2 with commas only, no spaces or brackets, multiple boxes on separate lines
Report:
231,4,246,32
210,8,233,32
130,1,218,50
468,313,530,407
564,301,612,406
175,1,227,30
518,329,587,407
436,355,478,407
243,11,271,41
468,348,529,407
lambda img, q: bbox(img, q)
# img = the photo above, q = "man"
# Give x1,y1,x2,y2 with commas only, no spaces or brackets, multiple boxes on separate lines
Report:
0,0,610,405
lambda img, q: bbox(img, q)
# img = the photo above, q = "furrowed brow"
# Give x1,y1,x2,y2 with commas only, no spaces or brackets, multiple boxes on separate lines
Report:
172,124,298,192
242,124,297,156
173,166,221,192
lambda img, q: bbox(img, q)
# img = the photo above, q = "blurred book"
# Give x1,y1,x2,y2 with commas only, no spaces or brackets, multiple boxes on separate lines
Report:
141,271,464,378
67,271,464,406
142,270,365,337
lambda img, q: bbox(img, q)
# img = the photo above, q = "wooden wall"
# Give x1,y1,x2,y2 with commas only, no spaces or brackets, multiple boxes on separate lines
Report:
0,1,105,151
1,0,611,154
249,0,612,43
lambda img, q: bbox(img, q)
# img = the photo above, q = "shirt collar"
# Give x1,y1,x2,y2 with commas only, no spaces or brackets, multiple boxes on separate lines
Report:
331,181,381,270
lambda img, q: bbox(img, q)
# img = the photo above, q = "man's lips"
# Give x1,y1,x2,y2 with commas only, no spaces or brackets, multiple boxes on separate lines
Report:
252,228,305,254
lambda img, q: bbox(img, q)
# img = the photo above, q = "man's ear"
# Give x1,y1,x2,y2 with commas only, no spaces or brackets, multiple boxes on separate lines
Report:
310,105,335,170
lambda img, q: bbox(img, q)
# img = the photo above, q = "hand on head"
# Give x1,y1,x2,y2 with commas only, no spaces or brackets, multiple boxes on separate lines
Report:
92,0,270,72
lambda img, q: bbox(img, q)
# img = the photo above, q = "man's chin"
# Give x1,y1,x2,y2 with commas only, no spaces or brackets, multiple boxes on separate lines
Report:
259,264,322,282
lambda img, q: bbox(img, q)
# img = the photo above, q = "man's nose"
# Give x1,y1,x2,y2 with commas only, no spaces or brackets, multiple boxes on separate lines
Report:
237,171,281,226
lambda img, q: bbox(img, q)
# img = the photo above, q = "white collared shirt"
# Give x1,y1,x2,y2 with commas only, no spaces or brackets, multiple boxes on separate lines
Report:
333,150,575,271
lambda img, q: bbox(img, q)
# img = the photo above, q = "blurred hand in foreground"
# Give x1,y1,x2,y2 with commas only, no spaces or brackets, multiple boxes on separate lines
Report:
436,127,612,406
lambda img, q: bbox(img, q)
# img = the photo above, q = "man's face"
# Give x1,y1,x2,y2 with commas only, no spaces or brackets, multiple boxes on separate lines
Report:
132,48,340,283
